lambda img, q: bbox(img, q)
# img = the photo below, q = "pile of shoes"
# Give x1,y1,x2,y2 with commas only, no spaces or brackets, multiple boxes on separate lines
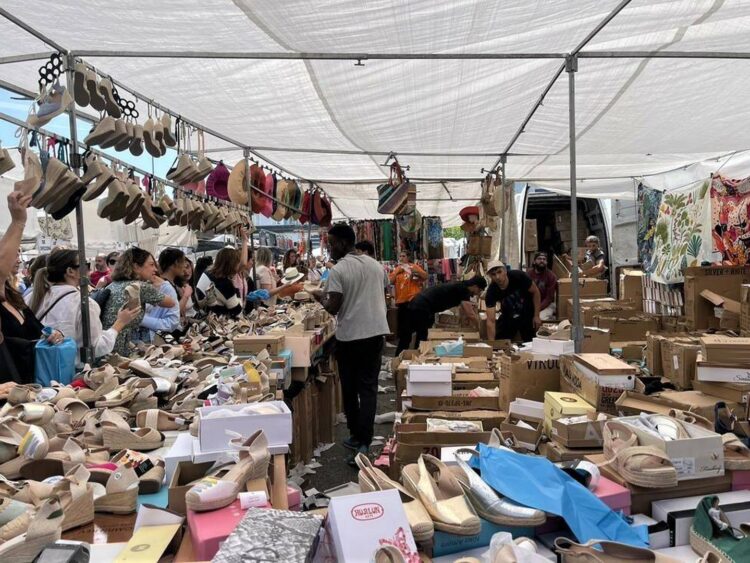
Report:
71,63,121,118
0,342,278,553
166,194,249,233
167,153,214,186
83,113,176,158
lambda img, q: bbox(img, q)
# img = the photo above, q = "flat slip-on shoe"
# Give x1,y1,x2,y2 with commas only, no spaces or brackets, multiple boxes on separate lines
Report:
0,496,63,563
98,78,121,118
143,119,161,157
602,421,677,489
114,121,134,152
185,430,270,512
84,116,116,147
72,62,89,107
401,454,481,536
356,453,433,541
130,124,144,156
451,449,546,526
4,403,56,426
161,114,177,147
84,167,115,201
86,70,106,112
100,119,128,149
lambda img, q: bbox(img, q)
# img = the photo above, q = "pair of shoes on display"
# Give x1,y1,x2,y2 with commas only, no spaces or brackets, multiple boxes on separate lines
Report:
71,62,121,117
167,153,213,186
29,153,94,220
167,196,246,233
84,116,148,156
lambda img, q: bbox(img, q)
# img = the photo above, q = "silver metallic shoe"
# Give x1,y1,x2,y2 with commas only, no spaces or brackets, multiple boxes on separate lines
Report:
452,448,547,526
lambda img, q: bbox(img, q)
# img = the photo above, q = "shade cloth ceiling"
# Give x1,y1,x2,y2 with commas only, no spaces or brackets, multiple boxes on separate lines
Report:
2,0,750,222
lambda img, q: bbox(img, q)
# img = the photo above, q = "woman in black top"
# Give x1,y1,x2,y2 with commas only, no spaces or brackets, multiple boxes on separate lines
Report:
195,248,243,318
0,253,63,382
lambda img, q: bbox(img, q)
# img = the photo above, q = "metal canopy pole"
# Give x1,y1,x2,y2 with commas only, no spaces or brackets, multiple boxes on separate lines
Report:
499,155,507,263
243,148,257,285
566,54,582,353
307,182,314,258
65,53,93,365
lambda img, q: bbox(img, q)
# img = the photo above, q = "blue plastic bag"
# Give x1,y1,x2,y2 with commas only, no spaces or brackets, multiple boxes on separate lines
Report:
35,337,77,386
475,444,648,547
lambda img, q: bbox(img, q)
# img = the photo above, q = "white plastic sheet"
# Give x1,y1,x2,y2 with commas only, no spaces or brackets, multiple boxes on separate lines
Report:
2,1,750,221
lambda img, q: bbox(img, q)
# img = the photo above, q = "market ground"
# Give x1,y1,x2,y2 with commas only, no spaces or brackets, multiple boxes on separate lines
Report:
306,343,397,492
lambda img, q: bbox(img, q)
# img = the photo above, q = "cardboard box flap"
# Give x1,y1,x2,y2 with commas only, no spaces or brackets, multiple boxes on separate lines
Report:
573,353,638,375
701,290,742,315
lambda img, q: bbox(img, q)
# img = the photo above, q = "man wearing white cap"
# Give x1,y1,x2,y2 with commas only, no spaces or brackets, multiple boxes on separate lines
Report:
485,261,541,343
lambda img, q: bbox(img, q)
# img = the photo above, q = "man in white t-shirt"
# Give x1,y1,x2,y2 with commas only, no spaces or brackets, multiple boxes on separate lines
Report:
313,224,390,466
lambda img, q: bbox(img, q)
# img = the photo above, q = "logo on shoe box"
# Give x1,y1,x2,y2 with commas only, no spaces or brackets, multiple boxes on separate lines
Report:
350,502,384,521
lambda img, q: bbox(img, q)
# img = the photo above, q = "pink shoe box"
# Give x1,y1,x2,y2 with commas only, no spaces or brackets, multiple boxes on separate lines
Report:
187,500,271,560
594,476,631,515
373,453,390,471
287,485,301,508
730,469,750,491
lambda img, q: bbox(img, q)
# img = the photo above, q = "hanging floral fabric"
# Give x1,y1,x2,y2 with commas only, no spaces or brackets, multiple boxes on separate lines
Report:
647,178,712,284
636,183,663,273
710,173,750,266
422,216,444,259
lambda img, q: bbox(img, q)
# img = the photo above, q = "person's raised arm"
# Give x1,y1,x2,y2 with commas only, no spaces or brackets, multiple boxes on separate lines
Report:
0,193,30,283
529,282,542,329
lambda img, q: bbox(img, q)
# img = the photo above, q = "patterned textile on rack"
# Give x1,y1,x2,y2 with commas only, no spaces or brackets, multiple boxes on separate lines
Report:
636,183,663,273
648,178,712,284
422,216,444,259
380,220,395,261
710,173,750,266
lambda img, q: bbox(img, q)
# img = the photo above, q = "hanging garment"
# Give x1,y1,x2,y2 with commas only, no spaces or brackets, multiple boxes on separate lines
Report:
475,445,648,547
423,216,444,260
709,174,750,266
636,183,663,273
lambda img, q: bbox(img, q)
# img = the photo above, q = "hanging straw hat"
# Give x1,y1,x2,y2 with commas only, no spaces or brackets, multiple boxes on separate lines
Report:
227,159,248,204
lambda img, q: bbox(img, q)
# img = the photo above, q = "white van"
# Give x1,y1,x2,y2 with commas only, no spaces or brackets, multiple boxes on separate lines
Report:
514,184,638,295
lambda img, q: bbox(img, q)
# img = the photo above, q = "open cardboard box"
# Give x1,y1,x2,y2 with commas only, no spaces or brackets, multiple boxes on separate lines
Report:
551,411,611,448
618,415,724,481
197,401,292,454
500,413,543,451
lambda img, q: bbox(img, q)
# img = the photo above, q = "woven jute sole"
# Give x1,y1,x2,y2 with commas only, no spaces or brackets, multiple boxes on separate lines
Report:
690,529,733,563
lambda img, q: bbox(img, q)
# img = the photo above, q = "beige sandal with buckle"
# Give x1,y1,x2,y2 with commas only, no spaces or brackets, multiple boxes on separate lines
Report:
101,410,164,452
554,537,681,562
722,433,750,470
603,421,677,489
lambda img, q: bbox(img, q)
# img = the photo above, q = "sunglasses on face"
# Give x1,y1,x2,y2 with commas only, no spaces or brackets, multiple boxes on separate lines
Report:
108,260,116,265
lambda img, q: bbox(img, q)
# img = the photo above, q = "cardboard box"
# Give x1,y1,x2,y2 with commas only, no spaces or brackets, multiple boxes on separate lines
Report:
619,415,724,481
701,335,750,365
588,453,732,515
692,380,750,404
652,490,750,547
617,342,645,361
285,333,314,367
696,356,750,384
576,298,639,326
661,339,701,389
408,395,500,412
327,490,417,563
500,413,543,451
542,440,602,462
524,219,538,252
615,389,742,423
619,268,644,309
427,329,481,342
188,500,247,560
684,266,750,330
164,432,194,487
531,337,574,356
630,514,671,550
741,284,750,334
595,314,659,342
431,519,535,558
557,279,609,320
401,409,505,432
198,401,292,453
168,460,216,515
594,476,632,515
394,423,491,466
551,411,610,448
646,333,668,376
559,355,635,414
232,334,285,355
544,392,595,434
498,353,560,411
406,364,453,397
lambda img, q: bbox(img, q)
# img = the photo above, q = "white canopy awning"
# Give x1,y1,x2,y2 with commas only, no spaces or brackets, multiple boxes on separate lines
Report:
2,1,750,222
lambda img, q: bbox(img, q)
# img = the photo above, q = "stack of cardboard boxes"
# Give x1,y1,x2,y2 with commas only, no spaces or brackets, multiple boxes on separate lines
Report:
554,210,588,254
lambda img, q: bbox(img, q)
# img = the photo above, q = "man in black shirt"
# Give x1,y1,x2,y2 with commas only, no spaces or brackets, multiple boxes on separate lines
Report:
485,261,541,343
407,276,487,349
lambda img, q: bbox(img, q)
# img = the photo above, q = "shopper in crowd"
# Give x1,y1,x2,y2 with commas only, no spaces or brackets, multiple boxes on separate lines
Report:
407,276,486,350
101,247,175,356
139,248,184,340
233,229,250,306
305,256,322,283
312,223,390,466
0,193,62,382
193,256,213,291
27,248,139,361
282,249,299,272
90,254,110,287
391,250,428,355
196,247,244,318
526,252,558,321
486,261,541,343
95,251,120,289
22,254,48,298
178,257,197,322
254,247,280,307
